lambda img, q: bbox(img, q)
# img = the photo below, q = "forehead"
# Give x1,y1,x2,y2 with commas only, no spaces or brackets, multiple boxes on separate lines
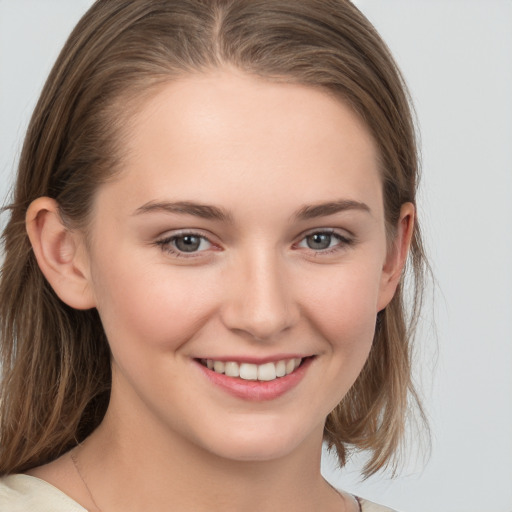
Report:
98,70,382,219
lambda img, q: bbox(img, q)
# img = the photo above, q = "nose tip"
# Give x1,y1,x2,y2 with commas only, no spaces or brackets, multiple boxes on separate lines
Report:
228,298,296,342
220,259,299,342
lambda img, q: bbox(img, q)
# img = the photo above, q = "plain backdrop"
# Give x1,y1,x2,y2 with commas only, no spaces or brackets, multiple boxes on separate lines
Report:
1,1,511,511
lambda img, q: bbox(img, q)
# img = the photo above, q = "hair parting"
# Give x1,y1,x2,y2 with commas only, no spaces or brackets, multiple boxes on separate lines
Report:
0,0,429,476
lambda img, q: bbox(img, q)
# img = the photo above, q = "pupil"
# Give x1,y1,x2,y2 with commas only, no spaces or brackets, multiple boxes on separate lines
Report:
307,233,331,250
175,235,200,252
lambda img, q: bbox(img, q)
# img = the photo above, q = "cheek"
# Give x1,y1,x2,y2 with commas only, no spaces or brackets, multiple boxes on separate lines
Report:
291,264,381,415
299,262,381,354
91,257,219,355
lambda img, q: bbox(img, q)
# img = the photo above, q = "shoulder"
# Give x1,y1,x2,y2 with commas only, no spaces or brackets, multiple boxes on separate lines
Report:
358,497,400,512
0,474,86,512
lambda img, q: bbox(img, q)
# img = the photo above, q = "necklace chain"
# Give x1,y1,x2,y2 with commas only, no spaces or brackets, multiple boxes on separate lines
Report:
70,448,103,512
69,448,358,512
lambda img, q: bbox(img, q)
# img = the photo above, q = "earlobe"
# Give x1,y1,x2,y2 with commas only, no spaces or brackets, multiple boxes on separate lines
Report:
377,202,415,312
26,197,96,310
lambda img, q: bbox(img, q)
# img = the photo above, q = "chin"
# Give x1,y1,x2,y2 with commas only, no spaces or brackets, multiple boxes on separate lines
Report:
193,417,321,463
206,439,301,463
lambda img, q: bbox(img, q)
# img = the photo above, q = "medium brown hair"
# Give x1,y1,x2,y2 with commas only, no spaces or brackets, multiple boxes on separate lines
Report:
0,0,427,476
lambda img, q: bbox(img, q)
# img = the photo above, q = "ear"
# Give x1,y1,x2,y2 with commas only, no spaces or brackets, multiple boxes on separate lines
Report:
26,197,96,310
377,202,415,312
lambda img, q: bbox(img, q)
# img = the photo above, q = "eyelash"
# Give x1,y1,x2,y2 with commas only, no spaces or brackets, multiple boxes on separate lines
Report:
155,229,354,258
294,229,354,255
155,231,214,258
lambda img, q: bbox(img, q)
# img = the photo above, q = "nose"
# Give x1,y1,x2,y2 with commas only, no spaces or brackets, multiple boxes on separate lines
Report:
220,249,299,342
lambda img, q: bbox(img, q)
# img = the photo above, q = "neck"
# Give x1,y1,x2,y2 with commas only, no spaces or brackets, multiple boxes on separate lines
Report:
77,394,339,512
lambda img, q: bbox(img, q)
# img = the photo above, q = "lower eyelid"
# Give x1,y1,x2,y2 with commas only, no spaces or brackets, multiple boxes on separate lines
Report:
154,230,354,256
296,231,353,248
155,232,214,255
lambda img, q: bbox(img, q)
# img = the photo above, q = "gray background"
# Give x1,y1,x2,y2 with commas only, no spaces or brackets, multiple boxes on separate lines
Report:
1,1,511,511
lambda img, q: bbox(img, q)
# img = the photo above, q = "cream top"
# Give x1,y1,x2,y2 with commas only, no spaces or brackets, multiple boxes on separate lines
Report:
0,474,397,511
0,474,86,511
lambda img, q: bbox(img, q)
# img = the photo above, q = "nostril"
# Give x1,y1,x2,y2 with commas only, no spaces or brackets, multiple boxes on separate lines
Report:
219,269,299,341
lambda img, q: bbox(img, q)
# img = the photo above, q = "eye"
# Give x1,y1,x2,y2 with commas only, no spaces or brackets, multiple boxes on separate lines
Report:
173,234,210,253
156,232,213,255
296,230,352,252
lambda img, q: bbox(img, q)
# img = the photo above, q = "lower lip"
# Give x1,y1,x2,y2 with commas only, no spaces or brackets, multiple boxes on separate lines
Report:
195,358,313,401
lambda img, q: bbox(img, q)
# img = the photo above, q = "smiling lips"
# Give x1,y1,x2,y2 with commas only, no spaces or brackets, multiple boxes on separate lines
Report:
200,358,303,382
197,356,312,401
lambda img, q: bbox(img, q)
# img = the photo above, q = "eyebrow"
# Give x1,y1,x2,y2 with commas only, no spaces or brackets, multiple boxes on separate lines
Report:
134,201,233,222
294,199,371,220
134,198,370,222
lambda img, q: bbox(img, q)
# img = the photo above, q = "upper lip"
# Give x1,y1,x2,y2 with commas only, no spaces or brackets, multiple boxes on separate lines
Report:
194,354,313,364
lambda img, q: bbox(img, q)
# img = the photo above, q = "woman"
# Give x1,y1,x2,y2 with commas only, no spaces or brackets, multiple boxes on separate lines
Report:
0,1,427,510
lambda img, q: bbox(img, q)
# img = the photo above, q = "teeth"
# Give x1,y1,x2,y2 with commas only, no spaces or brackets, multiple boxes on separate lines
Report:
213,361,225,374
258,362,276,381
203,358,303,381
275,360,286,377
239,363,258,380
224,361,240,378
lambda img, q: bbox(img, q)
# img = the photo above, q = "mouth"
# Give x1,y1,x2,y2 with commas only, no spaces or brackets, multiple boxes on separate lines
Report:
198,357,306,382
195,356,314,401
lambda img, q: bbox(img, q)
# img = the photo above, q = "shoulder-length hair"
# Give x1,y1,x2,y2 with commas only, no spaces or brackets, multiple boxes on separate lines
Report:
0,0,427,476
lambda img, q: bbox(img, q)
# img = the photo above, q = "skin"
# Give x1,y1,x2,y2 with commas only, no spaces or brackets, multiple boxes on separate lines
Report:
26,70,414,512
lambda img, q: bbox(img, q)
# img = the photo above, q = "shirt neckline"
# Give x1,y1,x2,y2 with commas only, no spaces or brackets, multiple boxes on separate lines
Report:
2,473,88,511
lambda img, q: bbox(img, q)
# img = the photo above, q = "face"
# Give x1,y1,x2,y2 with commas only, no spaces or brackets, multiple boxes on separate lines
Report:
79,70,402,462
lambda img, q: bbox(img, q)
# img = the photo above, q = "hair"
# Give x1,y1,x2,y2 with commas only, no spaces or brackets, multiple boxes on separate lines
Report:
0,0,428,477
